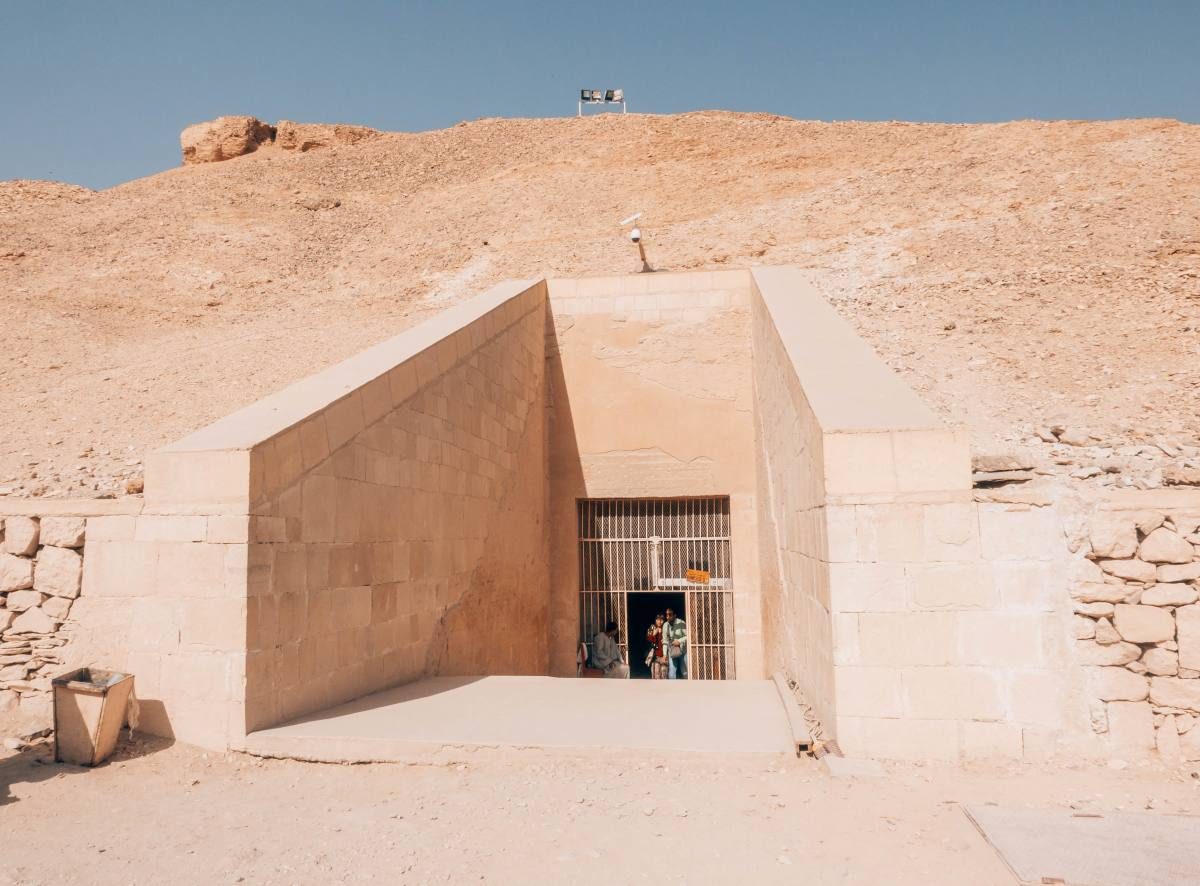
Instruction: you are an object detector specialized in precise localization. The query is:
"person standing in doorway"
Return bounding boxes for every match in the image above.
[664,607,688,679]
[591,621,630,679]
[646,614,668,679]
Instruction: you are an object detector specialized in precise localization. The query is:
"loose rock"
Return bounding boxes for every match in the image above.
[1094,617,1123,645]
[1140,584,1199,606]
[1143,647,1180,677]
[1158,562,1200,583]
[1113,604,1176,643]
[38,516,85,548]
[1089,666,1149,701]
[0,553,34,592]
[33,545,82,598]
[1149,677,1200,712]
[4,589,45,612]
[3,516,39,556]
[1076,640,1141,666]
[1138,527,1195,564]
[1097,559,1157,583]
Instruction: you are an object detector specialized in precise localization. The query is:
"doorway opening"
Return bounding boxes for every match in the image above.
[625,591,685,678]
[577,496,736,679]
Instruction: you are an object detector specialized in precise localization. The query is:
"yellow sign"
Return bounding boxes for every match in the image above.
[685,568,711,585]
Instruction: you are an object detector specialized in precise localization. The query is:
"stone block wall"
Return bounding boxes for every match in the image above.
[545,270,762,678]
[751,292,833,726]
[0,515,86,730]
[829,497,1077,762]
[243,285,549,731]
[1073,490,1200,761]
[749,267,1090,762]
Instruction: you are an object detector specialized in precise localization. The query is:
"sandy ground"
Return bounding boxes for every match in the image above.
[2,113,1198,499]
[2,737,1199,884]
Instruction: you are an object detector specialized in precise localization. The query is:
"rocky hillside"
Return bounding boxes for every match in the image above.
[1,112,1198,498]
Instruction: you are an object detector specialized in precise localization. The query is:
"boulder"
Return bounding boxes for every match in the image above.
[1089,514,1137,558]
[4,589,44,612]
[3,516,39,555]
[1113,604,1175,643]
[1178,604,1200,671]
[33,545,82,598]
[38,516,85,548]
[1097,559,1157,583]
[1076,640,1141,666]
[180,116,276,165]
[1088,666,1149,701]
[1149,676,1200,712]
[0,553,34,592]
[1138,527,1195,564]
[1143,647,1179,676]
[1158,562,1200,583]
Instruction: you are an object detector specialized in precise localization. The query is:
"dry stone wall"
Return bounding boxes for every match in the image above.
[1074,494,1200,760]
[0,515,86,732]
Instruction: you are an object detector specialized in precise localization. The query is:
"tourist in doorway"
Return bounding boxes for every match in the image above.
[591,621,630,679]
[645,613,668,679]
[664,607,688,679]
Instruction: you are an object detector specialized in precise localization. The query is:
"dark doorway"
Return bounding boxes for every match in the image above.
[626,592,685,679]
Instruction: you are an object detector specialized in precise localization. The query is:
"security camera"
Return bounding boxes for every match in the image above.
[629,227,641,243]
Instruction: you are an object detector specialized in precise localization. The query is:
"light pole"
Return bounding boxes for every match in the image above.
[619,212,654,273]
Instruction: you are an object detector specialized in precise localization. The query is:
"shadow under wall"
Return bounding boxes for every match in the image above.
[544,302,586,677]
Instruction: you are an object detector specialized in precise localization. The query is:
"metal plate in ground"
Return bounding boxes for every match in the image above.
[964,805,1200,886]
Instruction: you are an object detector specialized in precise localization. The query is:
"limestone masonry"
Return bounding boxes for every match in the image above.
[2,266,1199,765]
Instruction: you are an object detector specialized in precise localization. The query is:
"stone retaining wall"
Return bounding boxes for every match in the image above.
[0,515,86,731]
[1074,490,1200,760]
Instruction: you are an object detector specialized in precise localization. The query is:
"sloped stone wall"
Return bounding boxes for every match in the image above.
[1074,491,1200,760]
[0,515,86,731]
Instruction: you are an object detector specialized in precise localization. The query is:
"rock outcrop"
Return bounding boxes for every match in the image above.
[180,116,277,164]
[275,120,378,152]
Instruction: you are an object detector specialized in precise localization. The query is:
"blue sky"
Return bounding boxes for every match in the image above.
[2,0,1197,188]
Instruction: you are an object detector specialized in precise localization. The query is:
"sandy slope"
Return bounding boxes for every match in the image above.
[1,112,1198,498]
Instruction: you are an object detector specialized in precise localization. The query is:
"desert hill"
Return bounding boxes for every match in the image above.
[1,111,1198,498]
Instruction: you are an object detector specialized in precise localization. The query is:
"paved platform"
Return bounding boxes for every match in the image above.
[240,676,795,762]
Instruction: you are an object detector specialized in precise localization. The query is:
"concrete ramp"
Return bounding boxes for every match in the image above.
[241,676,795,762]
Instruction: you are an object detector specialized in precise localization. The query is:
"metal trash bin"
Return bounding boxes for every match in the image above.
[52,667,134,766]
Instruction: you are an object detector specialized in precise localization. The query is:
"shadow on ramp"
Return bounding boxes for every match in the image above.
[240,675,794,763]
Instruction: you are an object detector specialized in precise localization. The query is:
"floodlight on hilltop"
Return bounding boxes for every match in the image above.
[578,88,628,116]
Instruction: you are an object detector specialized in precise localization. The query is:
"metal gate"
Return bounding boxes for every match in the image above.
[578,496,735,679]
